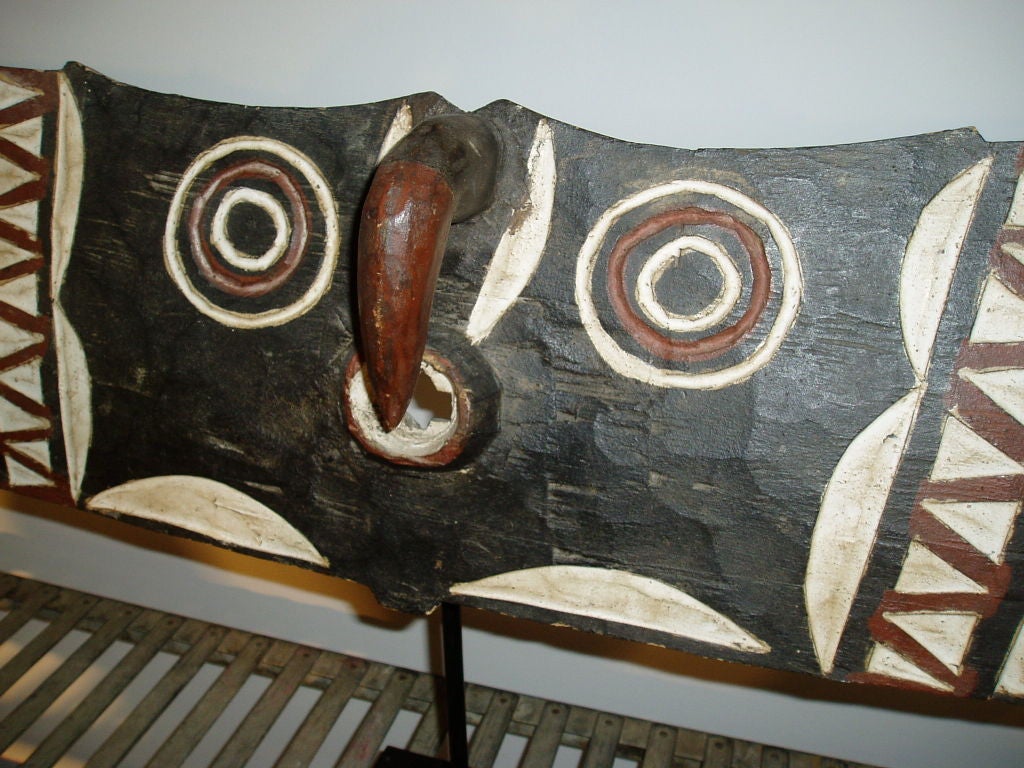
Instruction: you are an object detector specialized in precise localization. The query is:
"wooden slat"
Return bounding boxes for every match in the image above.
[0,582,57,645]
[274,655,369,768]
[0,600,141,753]
[143,634,271,768]
[640,725,676,768]
[85,622,228,768]
[519,700,569,768]
[676,727,709,763]
[468,691,517,768]
[22,611,184,768]
[705,736,735,768]
[731,740,762,768]
[336,666,417,768]
[406,700,444,758]
[0,593,97,694]
[0,573,22,606]
[209,643,320,768]
[762,746,789,768]
[581,714,623,768]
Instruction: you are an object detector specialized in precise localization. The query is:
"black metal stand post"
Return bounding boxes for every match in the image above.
[375,602,469,768]
[442,602,468,768]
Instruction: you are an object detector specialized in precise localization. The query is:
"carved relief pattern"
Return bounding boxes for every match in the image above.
[163,136,340,329]
[0,67,70,504]
[853,154,1024,696]
[575,180,802,389]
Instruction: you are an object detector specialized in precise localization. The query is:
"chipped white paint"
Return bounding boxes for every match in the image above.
[0,76,37,112]
[806,387,923,674]
[894,540,987,595]
[0,116,42,156]
[210,187,291,272]
[921,498,1021,563]
[635,235,742,333]
[883,611,979,675]
[959,367,1024,427]
[347,360,458,458]
[970,274,1024,343]
[377,102,413,162]
[164,136,340,329]
[451,565,770,654]
[52,73,89,501]
[900,158,992,379]
[87,476,329,567]
[467,119,555,344]
[575,180,802,389]
[1008,170,1024,227]
[996,618,1024,697]
[865,643,954,692]
[930,414,1023,481]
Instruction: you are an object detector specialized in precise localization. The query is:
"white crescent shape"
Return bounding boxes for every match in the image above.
[899,157,992,380]
[52,73,90,501]
[451,565,769,654]
[466,119,556,344]
[805,386,924,674]
[87,476,328,568]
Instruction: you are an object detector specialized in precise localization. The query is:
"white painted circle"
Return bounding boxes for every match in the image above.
[347,362,459,459]
[210,187,292,272]
[575,180,802,389]
[164,136,340,329]
[635,235,742,333]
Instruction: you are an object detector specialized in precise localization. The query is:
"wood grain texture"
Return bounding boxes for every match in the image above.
[1,62,1022,700]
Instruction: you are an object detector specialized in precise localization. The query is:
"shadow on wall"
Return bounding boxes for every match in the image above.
[3,490,1024,730]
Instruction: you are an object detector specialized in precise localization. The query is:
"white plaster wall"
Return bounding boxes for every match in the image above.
[1,2,1023,766]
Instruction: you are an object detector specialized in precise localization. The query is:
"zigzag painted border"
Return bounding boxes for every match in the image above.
[0,67,71,504]
[853,149,1024,697]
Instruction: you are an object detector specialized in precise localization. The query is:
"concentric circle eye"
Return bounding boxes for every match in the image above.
[575,180,802,389]
[164,136,340,328]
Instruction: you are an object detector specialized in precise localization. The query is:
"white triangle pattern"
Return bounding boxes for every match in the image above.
[0,200,39,233]
[883,611,979,674]
[0,240,33,270]
[0,357,43,402]
[930,415,1023,480]
[0,116,43,156]
[921,498,1021,563]
[7,439,51,471]
[960,368,1024,427]
[970,275,1024,344]
[4,453,54,487]
[895,540,987,595]
[0,396,47,432]
[0,272,38,315]
[0,77,38,113]
[866,643,954,692]
[0,153,37,198]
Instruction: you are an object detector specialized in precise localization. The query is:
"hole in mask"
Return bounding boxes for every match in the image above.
[407,368,455,429]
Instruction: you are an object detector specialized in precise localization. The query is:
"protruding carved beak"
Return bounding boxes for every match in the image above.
[357,115,499,431]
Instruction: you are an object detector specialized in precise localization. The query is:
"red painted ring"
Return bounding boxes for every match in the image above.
[187,159,312,298]
[606,207,771,363]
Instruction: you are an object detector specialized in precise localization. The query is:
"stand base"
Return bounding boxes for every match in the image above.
[374,746,454,768]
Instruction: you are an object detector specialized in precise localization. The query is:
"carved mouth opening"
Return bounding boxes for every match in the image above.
[408,368,455,429]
